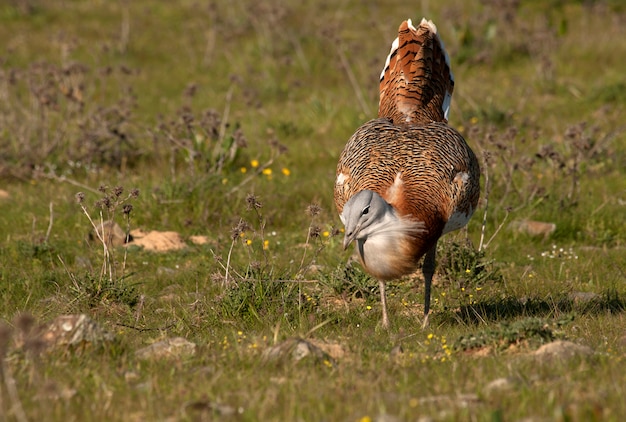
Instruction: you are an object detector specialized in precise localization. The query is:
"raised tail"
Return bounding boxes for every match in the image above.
[378,18,454,126]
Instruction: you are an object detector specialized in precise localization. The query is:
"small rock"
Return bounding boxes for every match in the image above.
[262,337,336,366]
[568,291,601,305]
[136,337,196,360]
[375,414,401,422]
[184,401,241,417]
[510,220,556,238]
[533,340,593,360]
[308,338,346,360]
[157,266,177,276]
[91,220,131,247]
[293,340,319,361]
[483,377,519,395]
[418,394,480,408]
[42,314,114,348]
[134,381,152,392]
[269,376,287,385]
[124,371,140,383]
[0,189,9,199]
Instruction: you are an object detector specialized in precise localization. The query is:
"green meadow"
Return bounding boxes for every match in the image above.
[0,0,625,420]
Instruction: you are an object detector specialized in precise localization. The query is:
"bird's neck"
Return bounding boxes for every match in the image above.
[356,209,426,280]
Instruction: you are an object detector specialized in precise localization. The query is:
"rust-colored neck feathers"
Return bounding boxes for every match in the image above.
[378,19,454,126]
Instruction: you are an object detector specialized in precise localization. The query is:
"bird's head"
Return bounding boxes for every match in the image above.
[339,190,390,250]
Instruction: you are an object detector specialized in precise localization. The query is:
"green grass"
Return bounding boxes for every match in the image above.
[1,0,626,420]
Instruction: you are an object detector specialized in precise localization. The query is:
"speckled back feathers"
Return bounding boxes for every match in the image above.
[335,120,479,259]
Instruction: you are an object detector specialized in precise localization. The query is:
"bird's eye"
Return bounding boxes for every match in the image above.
[362,205,370,215]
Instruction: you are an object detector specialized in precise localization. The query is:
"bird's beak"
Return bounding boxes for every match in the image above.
[343,229,358,250]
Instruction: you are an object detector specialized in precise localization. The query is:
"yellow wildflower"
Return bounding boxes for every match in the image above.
[281,167,291,176]
[250,159,259,168]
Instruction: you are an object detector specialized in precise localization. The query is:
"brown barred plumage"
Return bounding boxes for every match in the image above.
[334,18,480,329]
[378,19,454,125]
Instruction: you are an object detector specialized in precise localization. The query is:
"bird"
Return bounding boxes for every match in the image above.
[334,18,480,329]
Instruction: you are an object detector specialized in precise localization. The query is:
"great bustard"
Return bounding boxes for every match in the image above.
[334,18,480,328]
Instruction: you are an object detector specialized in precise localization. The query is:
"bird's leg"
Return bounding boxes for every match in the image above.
[379,280,389,329]
[421,242,437,329]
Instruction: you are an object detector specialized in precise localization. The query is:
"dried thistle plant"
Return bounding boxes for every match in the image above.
[150,85,249,183]
[245,193,262,211]
[297,202,327,278]
[224,218,251,285]
[75,185,139,295]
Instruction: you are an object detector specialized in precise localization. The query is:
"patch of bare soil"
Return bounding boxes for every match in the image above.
[510,219,556,238]
[189,235,209,245]
[129,229,187,252]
